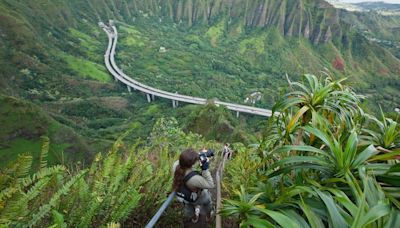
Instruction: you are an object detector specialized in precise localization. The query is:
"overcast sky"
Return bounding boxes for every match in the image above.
[340,0,400,3]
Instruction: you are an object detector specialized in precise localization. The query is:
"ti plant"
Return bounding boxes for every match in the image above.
[362,109,400,150]
[222,74,400,227]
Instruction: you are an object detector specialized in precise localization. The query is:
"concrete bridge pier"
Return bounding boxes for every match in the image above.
[146,94,152,103]
[127,86,131,93]
[172,100,177,108]
[114,76,118,82]
[151,94,155,101]
[174,92,179,107]
[236,111,240,118]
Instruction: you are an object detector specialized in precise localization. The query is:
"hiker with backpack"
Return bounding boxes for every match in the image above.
[172,148,215,223]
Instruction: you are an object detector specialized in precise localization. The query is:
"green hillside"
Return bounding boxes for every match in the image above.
[0,95,93,166]
[0,3,399,226]
[0,0,398,170]
[0,0,399,107]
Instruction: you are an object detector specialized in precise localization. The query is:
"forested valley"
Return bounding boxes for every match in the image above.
[0,0,399,227]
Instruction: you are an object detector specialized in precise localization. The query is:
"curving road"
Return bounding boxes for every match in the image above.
[102,23,274,117]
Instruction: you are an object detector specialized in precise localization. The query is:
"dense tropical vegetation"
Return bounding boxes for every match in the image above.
[1,74,398,227]
[222,74,400,227]
[0,118,222,227]
[0,0,400,226]
[1,0,400,168]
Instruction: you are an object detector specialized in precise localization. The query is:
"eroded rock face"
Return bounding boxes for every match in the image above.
[83,0,344,44]
[8,0,350,45]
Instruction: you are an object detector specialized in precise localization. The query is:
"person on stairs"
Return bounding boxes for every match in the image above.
[172,148,215,223]
[222,143,232,160]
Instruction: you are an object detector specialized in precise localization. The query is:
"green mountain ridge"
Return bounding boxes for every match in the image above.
[1,0,399,101]
[0,1,399,225]
[0,0,399,165]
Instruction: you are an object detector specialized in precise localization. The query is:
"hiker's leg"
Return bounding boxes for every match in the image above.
[184,203,195,218]
[198,189,212,213]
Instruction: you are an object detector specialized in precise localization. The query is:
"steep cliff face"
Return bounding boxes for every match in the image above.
[199,0,342,45]
[0,0,399,109]
[2,0,396,48]
[0,0,372,47]
[67,0,344,45]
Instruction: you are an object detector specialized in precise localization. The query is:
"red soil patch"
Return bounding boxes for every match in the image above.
[332,56,345,71]
[378,68,389,76]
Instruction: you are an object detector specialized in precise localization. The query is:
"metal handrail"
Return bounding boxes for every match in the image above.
[216,154,228,228]
[145,192,176,228]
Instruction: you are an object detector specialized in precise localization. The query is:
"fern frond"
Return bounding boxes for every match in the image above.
[1,177,51,224]
[109,157,133,194]
[62,178,90,225]
[14,155,33,179]
[0,187,19,207]
[39,136,50,170]
[28,170,87,227]
[110,188,141,222]
[79,193,103,227]
[49,210,67,228]
[107,222,120,228]
[23,177,51,203]
[0,189,24,223]
[101,153,117,187]
[79,169,108,228]
[0,174,12,192]
[19,165,66,187]
[109,138,124,156]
